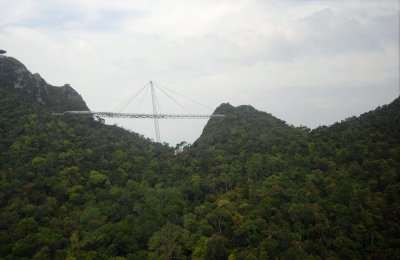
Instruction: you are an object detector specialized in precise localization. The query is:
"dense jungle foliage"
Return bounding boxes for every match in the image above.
[1,56,399,259]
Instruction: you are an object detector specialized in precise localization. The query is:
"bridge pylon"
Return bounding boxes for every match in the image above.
[55,81,225,143]
[150,81,161,142]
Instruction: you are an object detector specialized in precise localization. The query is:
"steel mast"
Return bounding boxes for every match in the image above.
[150,81,161,142]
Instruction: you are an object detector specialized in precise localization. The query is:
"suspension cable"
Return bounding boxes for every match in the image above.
[112,82,149,112]
[155,85,193,115]
[133,84,150,113]
[155,82,212,111]
[154,87,163,114]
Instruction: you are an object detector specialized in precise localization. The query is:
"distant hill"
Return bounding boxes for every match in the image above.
[194,102,308,156]
[0,56,399,259]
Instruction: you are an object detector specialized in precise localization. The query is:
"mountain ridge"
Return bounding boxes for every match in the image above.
[0,57,399,259]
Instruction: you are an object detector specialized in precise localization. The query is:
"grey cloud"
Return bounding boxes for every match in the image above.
[258,8,398,62]
[155,7,398,75]
[1,2,146,32]
[297,8,382,54]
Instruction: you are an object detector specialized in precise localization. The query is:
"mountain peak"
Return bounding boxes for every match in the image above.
[194,103,299,152]
[0,56,88,112]
[213,103,260,115]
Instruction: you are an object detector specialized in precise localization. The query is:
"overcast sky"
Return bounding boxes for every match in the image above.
[1,0,399,145]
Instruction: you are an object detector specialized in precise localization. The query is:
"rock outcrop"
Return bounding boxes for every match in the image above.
[0,56,89,112]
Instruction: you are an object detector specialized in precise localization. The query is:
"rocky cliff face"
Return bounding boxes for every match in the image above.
[0,56,89,112]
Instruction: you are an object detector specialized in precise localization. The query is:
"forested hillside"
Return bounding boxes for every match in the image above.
[0,56,399,259]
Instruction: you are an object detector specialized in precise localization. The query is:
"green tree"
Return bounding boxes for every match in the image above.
[148,222,184,260]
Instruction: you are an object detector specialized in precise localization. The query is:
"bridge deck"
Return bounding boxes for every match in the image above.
[54,111,225,119]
